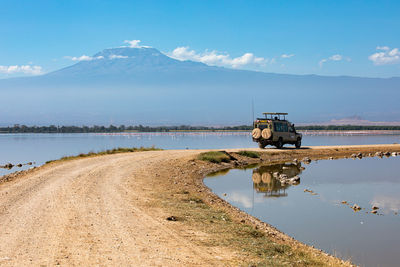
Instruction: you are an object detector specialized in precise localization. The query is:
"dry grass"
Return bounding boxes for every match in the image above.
[159,189,330,266]
[46,146,162,164]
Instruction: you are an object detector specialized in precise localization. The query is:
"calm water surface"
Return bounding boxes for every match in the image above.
[205,157,400,267]
[0,132,399,176]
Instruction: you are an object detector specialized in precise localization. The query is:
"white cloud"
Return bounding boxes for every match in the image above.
[319,54,349,67]
[329,54,342,61]
[318,59,327,67]
[369,46,400,65]
[0,65,42,75]
[109,54,128,59]
[227,192,254,208]
[123,40,150,48]
[226,191,266,208]
[168,46,267,68]
[281,54,294,59]
[376,46,390,51]
[65,55,104,61]
[371,195,400,214]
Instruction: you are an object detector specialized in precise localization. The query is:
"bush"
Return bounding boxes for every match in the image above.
[197,151,231,163]
[237,150,260,158]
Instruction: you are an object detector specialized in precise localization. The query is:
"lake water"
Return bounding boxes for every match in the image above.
[204,156,400,267]
[1,132,399,177]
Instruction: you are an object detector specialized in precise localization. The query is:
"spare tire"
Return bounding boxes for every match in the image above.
[261,172,272,184]
[261,128,272,139]
[252,172,261,183]
[252,128,261,139]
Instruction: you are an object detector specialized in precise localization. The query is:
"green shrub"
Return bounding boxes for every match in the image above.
[197,151,231,163]
[237,150,260,158]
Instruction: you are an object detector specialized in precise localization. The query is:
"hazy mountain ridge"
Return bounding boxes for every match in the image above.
[299,116,400,126]
[0,47,399,125]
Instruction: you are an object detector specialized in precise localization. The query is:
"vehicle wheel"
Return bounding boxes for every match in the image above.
[295,139,301,149]
[258,142,266,149]
[276,138,283,149]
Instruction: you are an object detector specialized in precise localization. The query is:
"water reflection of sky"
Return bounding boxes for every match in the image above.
[205,157,400,267]
[372,194,400,214]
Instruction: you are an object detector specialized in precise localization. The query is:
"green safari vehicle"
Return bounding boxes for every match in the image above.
[252,112,302,149]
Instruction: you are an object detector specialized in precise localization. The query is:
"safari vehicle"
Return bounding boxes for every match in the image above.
[252,112,302,149]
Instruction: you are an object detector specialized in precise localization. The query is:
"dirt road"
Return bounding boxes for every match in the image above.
[0,150,214,266]
[0,145,399,266]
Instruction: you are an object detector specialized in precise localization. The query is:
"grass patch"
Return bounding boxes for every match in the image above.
[46,146,162,164]
[197,151,231,163]
[237,150,260,158]
[186,196,204,204]
[158,189,330,266]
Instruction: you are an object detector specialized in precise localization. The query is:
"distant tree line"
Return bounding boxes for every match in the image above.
[296,125,400,131]
[0,124,252,133]
[1,124,400,133]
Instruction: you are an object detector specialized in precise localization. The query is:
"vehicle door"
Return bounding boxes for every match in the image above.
[288,123,296,142]
[273,122,287,141]
[280,122,290,141]
[272,122,279,141]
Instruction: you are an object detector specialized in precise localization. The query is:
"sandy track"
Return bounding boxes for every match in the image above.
[0,145,399,266]
[0,150,216,266]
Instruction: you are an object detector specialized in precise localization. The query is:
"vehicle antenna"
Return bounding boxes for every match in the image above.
[251,98,254,122]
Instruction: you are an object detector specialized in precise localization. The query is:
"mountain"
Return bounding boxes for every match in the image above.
[299,116,400,126]
[48,47,212,79]
[0,47,399,125]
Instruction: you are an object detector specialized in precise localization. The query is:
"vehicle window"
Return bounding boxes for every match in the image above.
[273,122,279,132]
[274,122,285,132]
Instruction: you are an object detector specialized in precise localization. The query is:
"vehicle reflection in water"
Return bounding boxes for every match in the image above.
[204,157,400,267]
[252,162,303,197]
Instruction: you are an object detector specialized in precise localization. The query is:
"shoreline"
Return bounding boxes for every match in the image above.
[1,129,400,135]
[0,144,400,265]
[187,145,400,265]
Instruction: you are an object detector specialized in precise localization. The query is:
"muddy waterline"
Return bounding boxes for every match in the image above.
[205,156,400,267]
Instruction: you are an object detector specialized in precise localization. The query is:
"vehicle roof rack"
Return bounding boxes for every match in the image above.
[262,112,288,121]
[262,112,288,115]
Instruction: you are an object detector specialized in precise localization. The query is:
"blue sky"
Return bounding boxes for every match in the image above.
[1,0,399,78]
